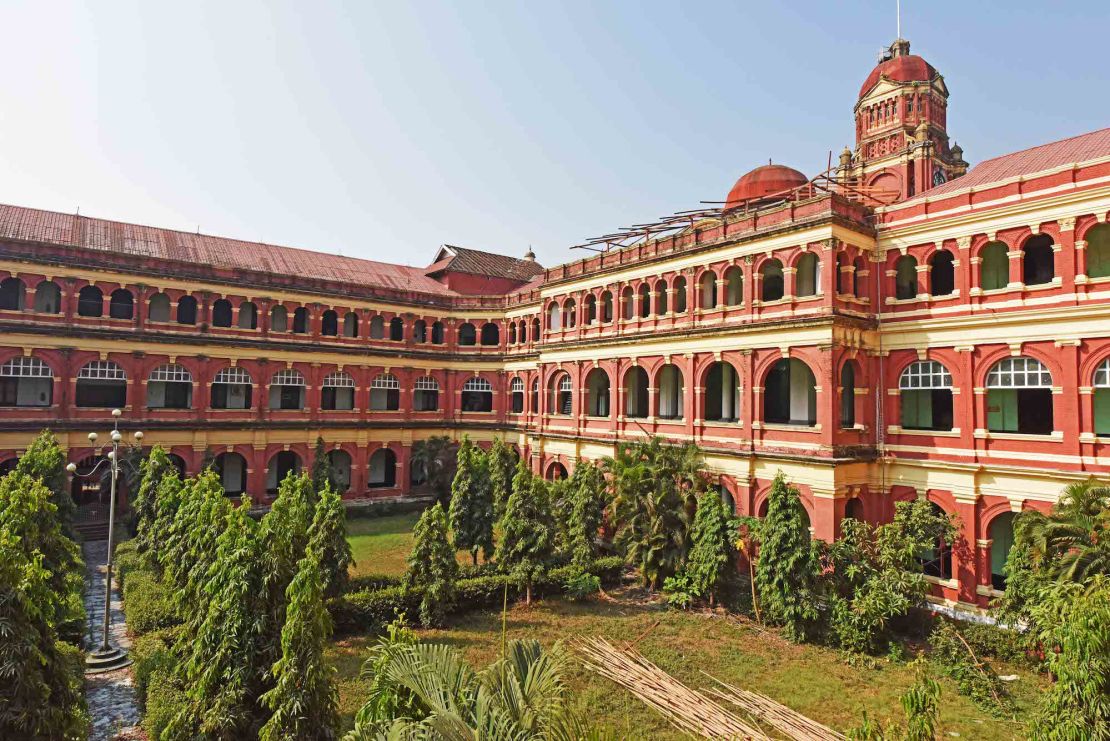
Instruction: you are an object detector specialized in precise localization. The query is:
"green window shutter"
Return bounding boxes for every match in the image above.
[901,390,932,429]
[981,243,1009,290]
[1095,389,1110,436]
[987,388,1018,432]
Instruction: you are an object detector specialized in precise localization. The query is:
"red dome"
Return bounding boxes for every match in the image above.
[725,164,808,208]
[859,54,937,97]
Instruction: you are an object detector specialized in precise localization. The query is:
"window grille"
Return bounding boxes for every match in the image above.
[78,361,126,380]
[558,375,572,392]
[0,357,52,377]
[272,369,306,386]
[463,377,493,392]
[322,372,355,388]
[213,367,252,385]
[1095,359,1110,388]
[510,377,524,392]
[898,361,952,389]
[148,364,192,383]
[414,376,439,391]
[370,373,400,389]
[987,357,1052,388]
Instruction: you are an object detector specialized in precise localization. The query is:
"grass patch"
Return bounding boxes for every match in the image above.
[346,511,474,578]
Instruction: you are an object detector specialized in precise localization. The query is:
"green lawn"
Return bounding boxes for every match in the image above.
[334,513,1042,738]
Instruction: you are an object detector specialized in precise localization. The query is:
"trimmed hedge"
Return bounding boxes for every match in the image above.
[113,539,143,592]
[345,562,503,593]
[331,556,625,634]
[122,570,180,635]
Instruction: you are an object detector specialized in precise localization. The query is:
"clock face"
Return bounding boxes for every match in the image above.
[933,167,947,186]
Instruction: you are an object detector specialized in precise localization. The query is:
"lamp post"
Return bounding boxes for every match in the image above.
[68,408,142,673]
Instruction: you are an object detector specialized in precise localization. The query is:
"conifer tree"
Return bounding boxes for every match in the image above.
[311,436,330,496]
[14,430,77,540]
[131,445,177,550]
[496,476,555,605]
[259,550,339,741]
[566,461,609,567]
[308,485,354,598]
[754,472,820,641]
[449,437,495,564]
[162,471,230,616]
[405,502,458,627]
[142,471,186,574]
[260,472,317,667]
[487,436,517,518]
[683,490,737,606]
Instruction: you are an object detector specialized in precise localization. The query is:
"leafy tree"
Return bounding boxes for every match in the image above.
[753,472,820,641]
[14,430,77,540]
[487,436,517,518]
[260,473,317,670]
[496,476,555,604]
[161,471,230,614]
[347,617,420,737]
[405,502,458,626]
[311,436,330,496]
[668,490,736,607]
[308,485,354,598]
[140,470,186,574]
[259,550,339,741]
[565,461,609,567]
[410,435,457,504]
[448,437,495,564]
[131,445,178,549]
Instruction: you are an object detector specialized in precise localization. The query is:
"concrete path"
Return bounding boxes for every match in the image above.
[83,540,143,740]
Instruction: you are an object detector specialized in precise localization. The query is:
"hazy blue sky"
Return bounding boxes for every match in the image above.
[1,1,1106,268]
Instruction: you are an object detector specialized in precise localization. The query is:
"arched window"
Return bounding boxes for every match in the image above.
[368,448,397,488]
[1086,224,1110,279]
[1023,234,1055,286]
[321,310,339,336]
[369,373,401,411]
[269,369,306,410]
[601,290,614,322]
[980,241,1009,291]
[270,304,288,333]
[835,254,846,294]
[33,281,61,314]
[529,318,539,342]
[764,358,816,426]
[237,301,258,330]
[266,450,302,494]
[292,307,309,334]
[699,271,718,309]
[414,376,440,411]
[930,250,955,296]
[0,357,53,408]
[1093,359,1110,436]
[77,285,103,317]
[148,293,171,322]
[760,260,784,302]
[321,371,355,411]
[343,312,359,338]
[389,317,404,342]
[658,365,684,420]
[369,315,385,339]
[508,322,517,344]
[108,289,134,320]
[176,295,198,325]
[724,267,743,305]
[988,512,1016,590]
[510,377,525,414]
[211,298,233,327]
[638,284,650,318]
[621,286,635,320]
[530,378,539,413]
[623,367,648,418]
[919,503,953,580]
[549,373,572,416]
[432,321,445,344]
[563,300,577,328]
[853,257,865,297]
[214,452,247,496]
[480,322,500,346]
[211,367,252,409]
[584,294,597,325]
[147,364,192,409]
[327,449,353,493]
[461,377,493,412]
[458,322,477,346]
[545,462,568,481]
[75,360,127,408]
[899,360,953,431]
[840,362,856,428]
[673,276,688,313]
[986,357,1053,435]
[586,368,610,417]
[0,277,25,311]
[518,320,528,344]
[548,302,561,331]
[844,498,864,522]
[654,280,669,315]
[414,319,428,343]
[795,253,819,298]
[894,255,918,300]
[705,362,740,422]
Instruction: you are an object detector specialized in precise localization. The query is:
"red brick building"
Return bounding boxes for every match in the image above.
[3,38,1109,612]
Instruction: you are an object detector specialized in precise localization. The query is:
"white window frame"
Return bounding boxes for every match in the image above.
[213,367,252,385]
[148,364,192,383]
[0,357,53,378]
[899,360,952,390]
[78,361,126,380]
[987,357,1052,389]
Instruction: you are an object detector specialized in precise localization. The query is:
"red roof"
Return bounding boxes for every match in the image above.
[426,245,544,283]
[725,164,808,209]
[915,127,1110,200]
[0,203,462,295]
[859,54,937,97]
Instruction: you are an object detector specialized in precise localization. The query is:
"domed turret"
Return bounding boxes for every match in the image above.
[725,163,808,209]
[858,39,938,98]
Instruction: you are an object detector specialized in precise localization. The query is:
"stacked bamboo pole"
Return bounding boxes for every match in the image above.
[703,675,845,741]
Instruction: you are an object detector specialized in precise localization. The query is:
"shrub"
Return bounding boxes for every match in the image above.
[131,627,181,709]
[122,570,179,635]
[929,620,1013,715]
[113,539,142,591]
[347,573,404,593]
[565,571,602,601]
[143,666,189,740]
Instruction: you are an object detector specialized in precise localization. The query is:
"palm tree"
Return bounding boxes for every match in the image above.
[411,436,458,505]
[1015,480,1110,584]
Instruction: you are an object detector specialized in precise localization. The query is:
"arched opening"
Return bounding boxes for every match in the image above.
[270,305,288,332]
[327,449,353,493]
[414,319,428,343]
[836,254,846,294]
[147,364,192,409]
[108,289,134,320]
[600,291,614,322]
[292,307,308,334]
[980,241,1009,291]
[321,309,339,336]
[368,448,397,488]
[166,454,187,478]
[763,358,816,426]
[530,378,539,413]
[0,277,25,310]
[899,360,954,431]
[704,362,740,423]
[623,366,648,418]
[0,357,53,407]
[621,286,634,320]
[211,299,233,327]
[461,377,493,412]
[655,280,669,315]
[584,294,597,325]
[528,319,539,342]
[563,300,577,329]
[844,498,864,522]
[586,368,610,417]
[638,284,650,318]
[549,372,572,416]
[718,483,735,515]
[69,454,110,512]
[853,257,865,297]
[75,360,127,408]
[480,322,500,346]
[796,253,819,297]
[33,281,61,314]
[760,260,785,302]
[343,312,359,338]
[414,376,440,411]
[508,322,517,344]
[699,271,718,309]
[1087,224,1110,279]
[724,266,744,305]
[172,295,196,325]
[545,462,568,481]
[657,364,684,420]
[211,367,252,409]
[266,450,302,495]
[236,301,257,330]
[989,512,1016,590]
[269,369,306,410]
[673,276,687,313]
[77,285,103,317]
[930,250,955,296]
[547,301,561,331]
[321,371,355,411]
[148,293,171,322]
[840,362,856,428]
[1093,358,1110,435]
[369,373,400,411]
[894,255,918,300]
[389,317,404,342]
[214,452,247,496]
[369,315,385,339]
[411,456,428,487]
[0,459,16,475]
[510,377,525,414]
[986,357,1053,435]
[919,502,953,580]
[458,323,477,346]
[1022,234,1055,286]
[432,321,445,344]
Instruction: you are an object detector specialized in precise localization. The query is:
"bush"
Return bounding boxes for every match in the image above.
[143,666,189,740]
[929,620,1013,716]
[347,573,405,593]
[114,539,141,591]
[131,627,180,709]
[122,570,179,635]
[565,571,601,601]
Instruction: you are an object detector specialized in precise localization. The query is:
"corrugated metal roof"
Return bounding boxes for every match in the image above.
[429,244,544,282]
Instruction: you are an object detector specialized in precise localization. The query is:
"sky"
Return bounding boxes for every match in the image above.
[0,1,1107,269]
